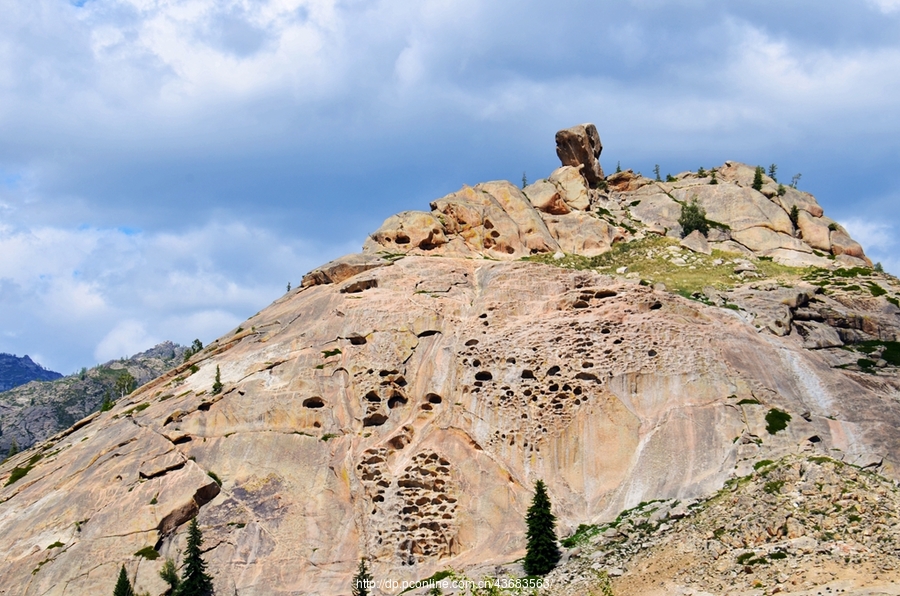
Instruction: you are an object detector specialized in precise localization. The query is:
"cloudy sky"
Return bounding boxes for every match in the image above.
[1,0,899,373]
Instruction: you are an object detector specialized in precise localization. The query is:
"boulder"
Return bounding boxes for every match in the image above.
[775,187,824,218]
[717,161,777,195]
[555,123,605,188]
[478,181,560,255]
[302,253,390,288]
[796,210,832,252]
[710,240,755,257]
[680,230,711,255]
[523,180,570,215]
[830,230,868,261]
[364,211,448,253]
[628,192,681,231]
[731,227,812,254]
[549,166,591,211]
[767,249,834,269]
[606,169,652,193]
[544,212,625,257]
[671,185,792,234]
[430,186,526,258]
[794,321,843,349]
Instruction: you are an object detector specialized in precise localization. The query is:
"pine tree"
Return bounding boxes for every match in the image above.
[113,565,135,596]
[175,518,214,596]
[523,479,560,576]
[752,165,765,191]
[351,557,373,596]
[211,366,222,396]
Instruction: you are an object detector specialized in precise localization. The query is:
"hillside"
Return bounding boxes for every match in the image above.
[0,124,899,595]
[0,342,187,454]
[0,354,62,393]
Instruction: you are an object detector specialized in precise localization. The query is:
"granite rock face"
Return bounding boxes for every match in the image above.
[0,128,895,595]
[2,255,899,595]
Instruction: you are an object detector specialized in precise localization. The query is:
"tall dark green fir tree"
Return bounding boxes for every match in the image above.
[523,479,560,576]
[175,518,214,596]
[113,565,135,596]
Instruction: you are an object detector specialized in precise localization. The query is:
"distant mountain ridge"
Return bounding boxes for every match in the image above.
[0,353,62,392]
[0,341,186,453]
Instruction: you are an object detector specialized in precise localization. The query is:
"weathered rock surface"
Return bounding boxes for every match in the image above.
[0,128,894,595]
[555,123,604,188]
[2,252,899,595]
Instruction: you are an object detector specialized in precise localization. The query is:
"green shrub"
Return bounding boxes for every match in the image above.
[789,205,799,228]
[678,198,710,237]
[134,546,160,560]
[768,164,778,182]
[777,184,786,196]
[857,358,876,370]
[207,471,222,486]
[697,166,707,177]
[709,170,718,185]
[763,480,785,494]
[765,408,791,434]
[868,283,887,297]
[882,342,900,365]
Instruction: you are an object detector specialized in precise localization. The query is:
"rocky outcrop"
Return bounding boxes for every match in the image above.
[555,123,604,188]
[0,342,186,453]
[0,354,61,393]
[0,127,894,596]
[537,455,900,596]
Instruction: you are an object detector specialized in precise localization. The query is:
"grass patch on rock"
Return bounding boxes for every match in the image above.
[524,236,809,297]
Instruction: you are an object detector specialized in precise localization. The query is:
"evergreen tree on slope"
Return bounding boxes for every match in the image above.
[113,565,135,596]
[523,479,561,576]
[175,518,214,596]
